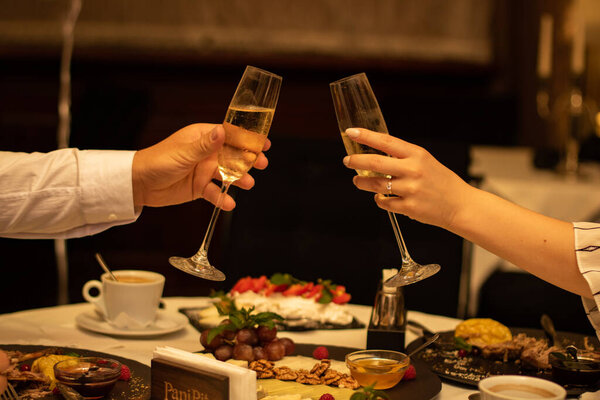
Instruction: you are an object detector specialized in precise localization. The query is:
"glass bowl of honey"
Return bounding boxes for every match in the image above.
[54,357,121,399]
[345,349,410,390]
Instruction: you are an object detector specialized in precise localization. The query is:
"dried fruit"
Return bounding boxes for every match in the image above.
[403,364,416,380]
[312,346,329,360]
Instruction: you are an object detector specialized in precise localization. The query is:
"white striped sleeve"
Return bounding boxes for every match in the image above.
[574,221,600,338]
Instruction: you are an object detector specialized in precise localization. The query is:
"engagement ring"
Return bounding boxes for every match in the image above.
[386,177,393,195]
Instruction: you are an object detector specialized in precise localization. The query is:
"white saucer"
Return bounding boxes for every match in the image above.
[75,309,188,337]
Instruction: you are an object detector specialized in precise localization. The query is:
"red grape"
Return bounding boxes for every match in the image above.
[256,325,277,343]
[236,328,258,345]
[253,346,267,361]
[264,340,286,361]
[214,344,234,361]
[200,329,223,349]
[233,343,255,362]
[278,337,295,356]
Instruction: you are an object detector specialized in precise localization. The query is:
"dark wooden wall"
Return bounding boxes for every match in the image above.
[5,0,592,323]
[0,54,511,317]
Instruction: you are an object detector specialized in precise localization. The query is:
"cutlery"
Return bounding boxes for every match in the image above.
[0,382,19,400]
[56,382,85,400]
[540,313,558,347]
[407,332,440,357]
[94,252,118,281]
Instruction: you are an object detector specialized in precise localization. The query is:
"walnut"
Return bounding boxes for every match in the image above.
[322,370,342,385]
[273,367,298,381]
[295,369,309,378]
[310,360,331,377]
[250,360,274,373]
[256,370,275,379]
[296,373,322,385]
[337,376,360,390]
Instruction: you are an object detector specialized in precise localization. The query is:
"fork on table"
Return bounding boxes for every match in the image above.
[0,382,19,400]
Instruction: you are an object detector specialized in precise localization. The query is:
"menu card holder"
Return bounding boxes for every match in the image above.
[151,358,229,400]
[366,277,406,352]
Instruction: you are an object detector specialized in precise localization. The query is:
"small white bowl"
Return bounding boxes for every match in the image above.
[478,375,566,400]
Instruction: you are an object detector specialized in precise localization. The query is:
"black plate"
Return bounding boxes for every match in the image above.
[293,344,441,400]
[405,328,600,397]
[1,344,150,400]
[180,307,365,332]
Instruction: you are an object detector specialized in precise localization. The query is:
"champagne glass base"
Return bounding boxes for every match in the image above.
[384,262,440,287]
[169,256,226,281]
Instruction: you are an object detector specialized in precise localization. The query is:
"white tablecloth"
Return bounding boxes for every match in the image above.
[0,297,476,399]
[466,146,600,316]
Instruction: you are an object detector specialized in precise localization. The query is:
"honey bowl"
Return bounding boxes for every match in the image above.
[345,349,410,390]
[54,357,122,399]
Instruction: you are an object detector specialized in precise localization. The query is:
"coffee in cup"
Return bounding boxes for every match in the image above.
[82,270,165,329]
[478,375,566,400]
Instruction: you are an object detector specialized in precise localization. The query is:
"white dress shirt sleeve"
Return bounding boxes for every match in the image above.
[573,222,600,340]
[0,148,141,239]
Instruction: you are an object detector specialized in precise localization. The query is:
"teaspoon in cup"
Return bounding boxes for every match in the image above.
[94,253,118,281]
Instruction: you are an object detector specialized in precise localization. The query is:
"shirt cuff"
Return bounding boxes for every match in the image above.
[79,150,137,224]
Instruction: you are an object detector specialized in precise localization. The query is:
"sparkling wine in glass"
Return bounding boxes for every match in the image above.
[169,66,282,280]
[330,72,440,286]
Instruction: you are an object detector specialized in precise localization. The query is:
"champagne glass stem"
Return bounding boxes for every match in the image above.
[387,210,412,265]
[191,181,232,266]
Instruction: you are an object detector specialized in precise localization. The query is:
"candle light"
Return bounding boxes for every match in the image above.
[537,13,554,79]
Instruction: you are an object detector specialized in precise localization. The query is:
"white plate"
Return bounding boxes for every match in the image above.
[75,309,188,337]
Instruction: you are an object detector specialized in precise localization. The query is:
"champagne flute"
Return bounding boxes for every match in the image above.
[170,66,282,281]
[330,72,440,286]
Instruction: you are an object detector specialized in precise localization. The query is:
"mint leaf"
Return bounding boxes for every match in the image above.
[206,325,227,345]
[318,288,333,304]
[454,336,472,351]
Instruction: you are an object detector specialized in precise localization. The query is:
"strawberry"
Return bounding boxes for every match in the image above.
[304,284,323,299]
[403,364,416,380]
[319,394,335,400]
[119,364,131,381]
[252,275,269,292]
[283,283,310,296]
[264,283,288,296]
[231,276,253,293]
[332,292,351,304]
[312,346,329,360]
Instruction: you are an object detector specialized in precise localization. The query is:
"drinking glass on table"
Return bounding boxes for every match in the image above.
[169,66,282,281]
[330,73,440,286]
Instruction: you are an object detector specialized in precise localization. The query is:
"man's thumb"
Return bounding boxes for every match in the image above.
[188,125,225,161]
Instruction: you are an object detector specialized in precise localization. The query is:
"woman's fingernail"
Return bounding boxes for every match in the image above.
[343,156,350,166]
[346,128,360,138]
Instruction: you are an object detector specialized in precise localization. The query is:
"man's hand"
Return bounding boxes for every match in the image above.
[132,123,270,210]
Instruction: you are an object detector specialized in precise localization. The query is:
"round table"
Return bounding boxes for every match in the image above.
[0,297,478,399]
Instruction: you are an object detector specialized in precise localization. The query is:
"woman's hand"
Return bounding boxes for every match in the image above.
[132,123,270,210]
[342,128,472,230]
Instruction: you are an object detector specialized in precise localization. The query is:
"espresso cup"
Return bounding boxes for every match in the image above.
[82,270,165,329]
[478,375,566,400]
